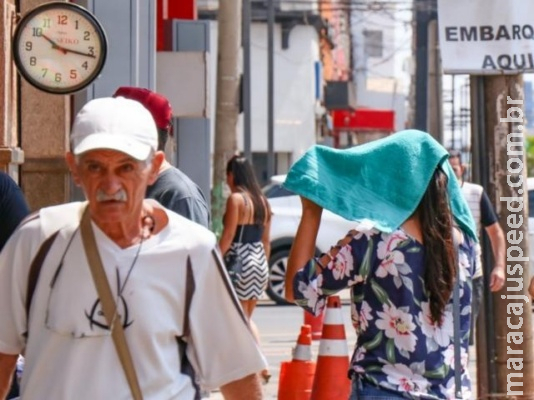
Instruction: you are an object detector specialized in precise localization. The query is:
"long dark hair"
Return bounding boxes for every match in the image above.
[417,167,456,325]
[226,155,270,225]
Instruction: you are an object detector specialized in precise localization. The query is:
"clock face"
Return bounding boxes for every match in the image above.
[13,2,107,94]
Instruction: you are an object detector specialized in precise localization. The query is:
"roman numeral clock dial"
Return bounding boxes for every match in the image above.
[13,2,107,94]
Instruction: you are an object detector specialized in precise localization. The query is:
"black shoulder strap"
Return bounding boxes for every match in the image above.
[177,256,199,400]
[23,230,60,338]
[240,192,255,225]
[452,228,463,399]
[182,256,196,337]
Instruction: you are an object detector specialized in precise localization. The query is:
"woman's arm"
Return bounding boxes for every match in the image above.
[218,194,241,255]
[285,196,323,302]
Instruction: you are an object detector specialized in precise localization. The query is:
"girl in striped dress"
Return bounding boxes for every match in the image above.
[219,155,272,383]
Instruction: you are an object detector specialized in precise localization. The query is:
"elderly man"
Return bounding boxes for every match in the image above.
[0,97,265,400]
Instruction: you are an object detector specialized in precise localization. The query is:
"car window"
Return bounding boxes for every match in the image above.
[262,183,294,198]
[529,190,534,218]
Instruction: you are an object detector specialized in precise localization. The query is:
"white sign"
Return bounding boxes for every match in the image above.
[438,0,534,74]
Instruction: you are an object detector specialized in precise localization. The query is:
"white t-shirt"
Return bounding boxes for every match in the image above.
[461,182,484,278]
[0,202,266,400]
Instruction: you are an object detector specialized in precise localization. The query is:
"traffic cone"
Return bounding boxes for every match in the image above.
[304,309,324,340]
[310,296,351,400]
[277,325,317,400]
[292,325,313,361]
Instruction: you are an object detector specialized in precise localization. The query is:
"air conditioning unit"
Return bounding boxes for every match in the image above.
[324,81,357,110]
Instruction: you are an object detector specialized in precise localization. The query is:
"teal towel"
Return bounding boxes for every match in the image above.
[284,129,477,240]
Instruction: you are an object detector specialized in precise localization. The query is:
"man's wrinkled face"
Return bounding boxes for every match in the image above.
[448,156,464,181]
[66,149,162,224]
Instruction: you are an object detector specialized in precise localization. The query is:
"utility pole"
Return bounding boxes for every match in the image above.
[450,74,455,147]
[242,0,252,160]
[470,75,495,398]
[212,0,242,236]
[266,0,275,180]
[413,0,436,132]
[474,74,534,398]
[426,18,443,143]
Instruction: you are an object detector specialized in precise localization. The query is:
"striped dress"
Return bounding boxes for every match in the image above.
[227,224,269,300]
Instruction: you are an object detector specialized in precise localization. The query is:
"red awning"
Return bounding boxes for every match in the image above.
[331,109,395,132]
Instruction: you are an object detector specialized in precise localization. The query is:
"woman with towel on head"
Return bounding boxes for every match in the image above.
[285,130,477,399]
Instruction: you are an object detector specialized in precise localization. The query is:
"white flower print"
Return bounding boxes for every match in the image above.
[458,250,470,283]
[442,344,469,371]
[376,304,417,352]
[316,273,324,291]
[353,226,379,240]
[419,302,453,347]
[297,280,320,309]
[351,303,360,331]
[383,363,429,392]
[439,378,456,400]
[375,232,408,278]
[353,346,366,373]
[359,301,373,332]
[440,376,471,400]
[326,244,354,280]
[348,275,364,286]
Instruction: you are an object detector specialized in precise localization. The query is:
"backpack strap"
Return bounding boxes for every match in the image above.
[176,256,199,399]
[452,229,463,399]
[23,230,60,338]
[182,256,196,337]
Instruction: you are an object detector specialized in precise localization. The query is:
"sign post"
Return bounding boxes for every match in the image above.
[438,0,534,75]
[438,0,534,398]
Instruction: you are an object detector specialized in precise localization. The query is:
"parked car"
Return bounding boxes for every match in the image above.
[263,175,357,305]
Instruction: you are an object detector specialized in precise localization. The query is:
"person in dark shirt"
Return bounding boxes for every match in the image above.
[0,172,30,400]
[113,87,210,228]
[0,172,30,251]
[449,150,505,345]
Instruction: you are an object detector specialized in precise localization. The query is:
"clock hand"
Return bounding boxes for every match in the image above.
[60,46,97,59]
[41,34,95,58]
[41,34,67,54]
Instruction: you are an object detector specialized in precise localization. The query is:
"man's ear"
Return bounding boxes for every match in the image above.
[460,163,467,177]
[66,152,81,186]
[148,151,165,185]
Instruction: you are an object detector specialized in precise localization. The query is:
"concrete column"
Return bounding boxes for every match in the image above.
[0,0,24,180]
[18,0,71,211]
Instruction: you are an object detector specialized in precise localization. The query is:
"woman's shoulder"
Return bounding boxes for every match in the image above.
[227,192,246,205]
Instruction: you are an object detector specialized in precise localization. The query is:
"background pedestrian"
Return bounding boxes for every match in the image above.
[219,155,272,383]
[114,86,210,228]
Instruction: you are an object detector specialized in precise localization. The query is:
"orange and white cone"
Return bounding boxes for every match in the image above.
[278,325,317,400]
[304,309,324,340]
[292,324,313,361]
[310,296,351,400]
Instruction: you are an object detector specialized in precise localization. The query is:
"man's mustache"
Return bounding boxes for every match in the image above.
[96,189,128,202]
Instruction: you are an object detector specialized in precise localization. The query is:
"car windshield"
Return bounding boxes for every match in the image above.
[262,182,294,199]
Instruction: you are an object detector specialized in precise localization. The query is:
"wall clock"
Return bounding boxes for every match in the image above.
[12,2,107,94]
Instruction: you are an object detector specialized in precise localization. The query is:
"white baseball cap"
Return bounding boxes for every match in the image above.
[70,97,158,161]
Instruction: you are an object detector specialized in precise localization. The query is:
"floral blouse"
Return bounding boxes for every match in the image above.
[293,228,476,399]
